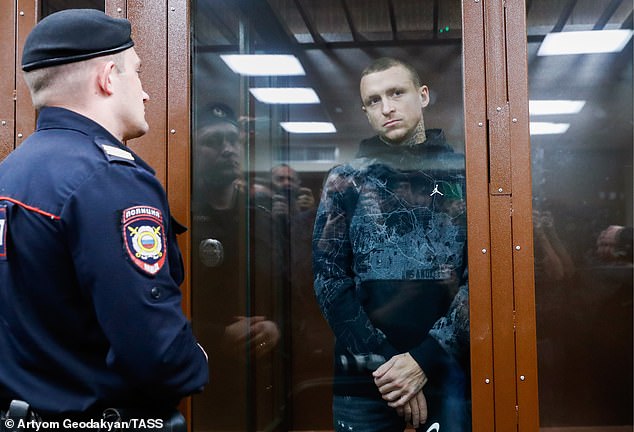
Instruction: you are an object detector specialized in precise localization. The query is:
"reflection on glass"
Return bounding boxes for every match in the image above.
[528,1,633,429]
[192,100,283,431]
[192,0,469,430]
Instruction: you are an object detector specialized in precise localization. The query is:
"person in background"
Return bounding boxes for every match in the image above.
[271,164,315,217]
[596,224,633,263]
[192,103,281,430]
[533,209,575,281]
[312,57,470,431]
[0,9,208,427]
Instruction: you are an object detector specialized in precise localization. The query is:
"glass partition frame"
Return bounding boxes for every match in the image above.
[190,1,483,431]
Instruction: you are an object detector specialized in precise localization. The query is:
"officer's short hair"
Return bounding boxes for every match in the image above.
[23,53,125,110]
[361,57,422,89]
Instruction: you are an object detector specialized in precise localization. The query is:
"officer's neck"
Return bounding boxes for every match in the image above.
[49,102,126,143]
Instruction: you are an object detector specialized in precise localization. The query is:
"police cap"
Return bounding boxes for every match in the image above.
[21,9,134,72]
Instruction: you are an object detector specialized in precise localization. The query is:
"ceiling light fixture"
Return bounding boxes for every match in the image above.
[220,54,306,76]
[250,88,320,104]
[529,100,586,115]
[530,122,570,135]
[537,29,633,56]
[280,122,336,133]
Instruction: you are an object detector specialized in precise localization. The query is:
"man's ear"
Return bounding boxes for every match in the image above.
[361,105,371,122]
[419,85,430,108]
[96,60,117,96]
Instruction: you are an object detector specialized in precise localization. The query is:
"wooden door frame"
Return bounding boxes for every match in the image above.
[0,0,38,158]
[0,1,17,161]
[464,0,540,430]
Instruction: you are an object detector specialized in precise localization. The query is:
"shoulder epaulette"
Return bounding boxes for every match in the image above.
[94,136,137,166]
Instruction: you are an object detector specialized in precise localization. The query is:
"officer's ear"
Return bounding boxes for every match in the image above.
[96,60,118,96]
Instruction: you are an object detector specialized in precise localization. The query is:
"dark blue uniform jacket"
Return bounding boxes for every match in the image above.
[0,107,208,415]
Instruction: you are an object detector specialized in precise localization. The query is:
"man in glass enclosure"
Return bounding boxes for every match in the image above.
[313,57,470,431]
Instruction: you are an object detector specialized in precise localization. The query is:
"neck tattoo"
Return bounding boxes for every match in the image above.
[380,120,426,147]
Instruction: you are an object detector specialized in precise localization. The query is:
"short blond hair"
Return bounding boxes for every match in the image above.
[361,57,421,88]
[23,52,125,109]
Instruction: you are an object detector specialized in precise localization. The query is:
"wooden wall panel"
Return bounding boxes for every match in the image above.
[125,0,168,186]
[506,0,540,430]
[165,0,191,317]
[483,0,521,428]
[165,2,192,426]
[462,0,495,430]
[480,0,540,429]
[0,2,16,161]
[105,0,126,17]
[15,0,37,146]
[484,0,511,195]
[490,195,519,430]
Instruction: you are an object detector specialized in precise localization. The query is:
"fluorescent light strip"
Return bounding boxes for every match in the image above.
[250,88,320,104]
[280,122,336,133]
[538,29,633,56]
[530,122,570,135]
[220,54,305,76]
[529,100,586,116]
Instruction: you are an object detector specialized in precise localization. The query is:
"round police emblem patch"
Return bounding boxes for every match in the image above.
[122,206,166,275]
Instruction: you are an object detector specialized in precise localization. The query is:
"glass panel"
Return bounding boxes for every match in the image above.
[527,1,633,430]
[191,0,471,430]
[40,0,104,18]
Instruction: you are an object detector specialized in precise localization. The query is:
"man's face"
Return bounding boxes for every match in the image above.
[113,48,150,140]
[360,65,429,144]
[272,166,300,196]
[196,122,242,185]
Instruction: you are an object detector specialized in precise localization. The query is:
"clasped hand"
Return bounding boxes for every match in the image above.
[373,353,428,428]
[223,316,280,359]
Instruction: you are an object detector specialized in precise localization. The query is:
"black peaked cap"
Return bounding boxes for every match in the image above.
[21,9,134,72]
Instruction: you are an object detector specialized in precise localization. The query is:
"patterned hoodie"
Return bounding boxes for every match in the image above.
[312,128,469,397]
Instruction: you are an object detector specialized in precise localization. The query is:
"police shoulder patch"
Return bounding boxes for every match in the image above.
[122,206,166,276]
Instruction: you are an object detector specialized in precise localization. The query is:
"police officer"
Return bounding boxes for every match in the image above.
[192,104,281,430]
[0,8,208,424]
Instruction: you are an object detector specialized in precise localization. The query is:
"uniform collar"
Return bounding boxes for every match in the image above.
[37,106,117,140]
[36,106,155,174]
